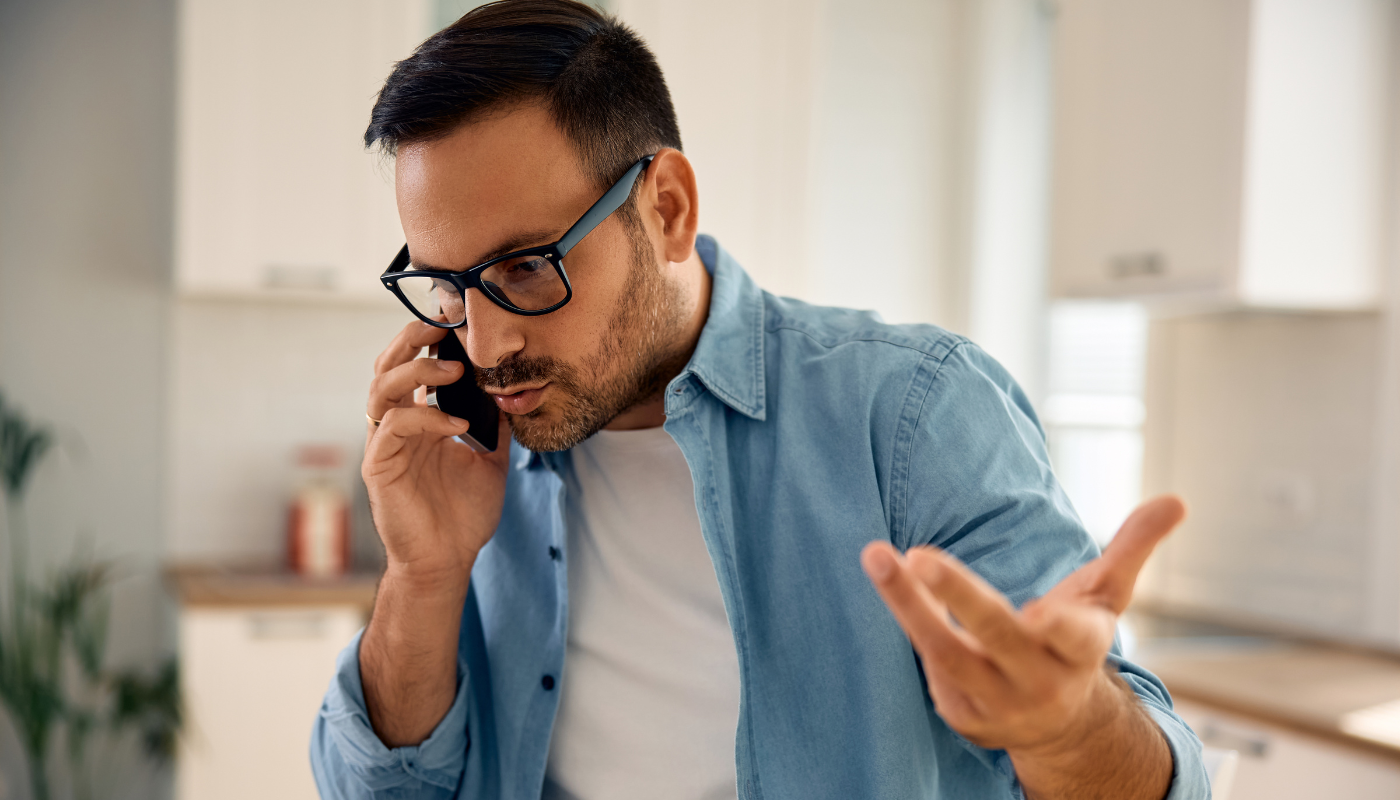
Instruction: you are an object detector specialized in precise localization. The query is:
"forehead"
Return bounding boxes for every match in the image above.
[394,104,593,268]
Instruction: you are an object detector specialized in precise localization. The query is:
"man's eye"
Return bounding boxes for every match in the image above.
[503,257,548,276]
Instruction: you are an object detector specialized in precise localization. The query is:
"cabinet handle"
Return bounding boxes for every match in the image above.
[1108,251,1166,279]
[1198,719,1270,758]
[247,612,329,640]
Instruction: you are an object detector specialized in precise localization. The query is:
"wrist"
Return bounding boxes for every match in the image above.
[1011,668,1128,762]
[382,554,475,599]
[361,559,471,749]
[1007,669,1172,800]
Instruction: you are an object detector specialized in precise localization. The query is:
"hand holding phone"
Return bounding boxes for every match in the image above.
[360,321,513,745]
[426,331,500,452]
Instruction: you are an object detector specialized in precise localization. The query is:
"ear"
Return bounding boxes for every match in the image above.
[641,148,699,264]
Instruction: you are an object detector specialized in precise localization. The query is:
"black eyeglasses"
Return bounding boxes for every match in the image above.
[380,155,655,327]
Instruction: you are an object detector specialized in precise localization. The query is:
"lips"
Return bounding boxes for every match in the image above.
[488,383,549,415]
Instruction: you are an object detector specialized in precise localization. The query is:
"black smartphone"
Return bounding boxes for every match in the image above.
[427,332,500,452]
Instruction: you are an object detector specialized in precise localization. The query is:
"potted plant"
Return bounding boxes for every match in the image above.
[0,392,180,800]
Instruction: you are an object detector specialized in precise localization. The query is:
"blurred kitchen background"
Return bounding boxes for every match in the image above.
[2,0,1399,797]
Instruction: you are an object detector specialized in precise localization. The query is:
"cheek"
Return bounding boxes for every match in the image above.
[553,267,630,340]
[524,306,601,368]
[562,219,639,307]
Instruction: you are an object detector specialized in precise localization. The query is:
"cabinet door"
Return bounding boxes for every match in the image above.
[1049,0,1250,302]
[176,0,431,300]
[1173,699,1400,800]
[177,606,365,800]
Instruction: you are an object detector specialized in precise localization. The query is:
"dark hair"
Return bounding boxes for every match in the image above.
[365,0,682,191]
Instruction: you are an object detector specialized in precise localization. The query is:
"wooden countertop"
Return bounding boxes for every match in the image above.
[1130,607,1400,762]
[159,572,1400,760]
[165,563,380,611]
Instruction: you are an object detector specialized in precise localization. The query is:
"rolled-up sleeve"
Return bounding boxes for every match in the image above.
[1115,655,1211,799]
[310,628,470,799]
[900,342,1210,798]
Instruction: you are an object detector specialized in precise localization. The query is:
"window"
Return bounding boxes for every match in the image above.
[1043,301,1148,546]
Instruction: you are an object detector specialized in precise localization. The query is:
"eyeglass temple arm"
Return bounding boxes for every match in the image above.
[556,155,654,257]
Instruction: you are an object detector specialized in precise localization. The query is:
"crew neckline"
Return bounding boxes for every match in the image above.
[581,425,676,454]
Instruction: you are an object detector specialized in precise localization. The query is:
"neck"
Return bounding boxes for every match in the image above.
[604,246,712,431]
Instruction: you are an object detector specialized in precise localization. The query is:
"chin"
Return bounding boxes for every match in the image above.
[507,403,590,453]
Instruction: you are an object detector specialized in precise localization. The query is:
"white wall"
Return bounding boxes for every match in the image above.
[955,0,1054,401]
[166,299,404,560]
[611,0,825,301]
[0,0,176,795]
[1143,312,1383,638]
[803,0,949,324]
[613,0,1053,390]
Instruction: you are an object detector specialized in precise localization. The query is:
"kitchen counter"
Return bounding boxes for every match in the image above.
[1129,605,1400,762]
[162,569,1400,761]
[165,562,380,612]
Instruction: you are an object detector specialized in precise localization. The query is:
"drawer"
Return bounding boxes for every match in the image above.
[1173,699,1400,800]
[176,605,364,800]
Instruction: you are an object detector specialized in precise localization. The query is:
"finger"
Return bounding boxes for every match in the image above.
[368,358,465,419]
[923,664,988,730]
[373,321,450,376]
[364,406,471,464]
[908,548,1042,673]
[1094,494,1187,612]
[861,543,1006,696]
[1022,600,1117,668]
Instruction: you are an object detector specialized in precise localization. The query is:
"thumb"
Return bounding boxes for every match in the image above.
[1024,601,1117,668]
[1095,494,1187,612]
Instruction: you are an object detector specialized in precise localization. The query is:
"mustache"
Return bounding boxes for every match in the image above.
[475,354,572,390]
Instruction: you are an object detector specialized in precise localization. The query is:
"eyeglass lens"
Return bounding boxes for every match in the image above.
[479,254,567,311]
[396,253,566,321]
[395,274,468,325]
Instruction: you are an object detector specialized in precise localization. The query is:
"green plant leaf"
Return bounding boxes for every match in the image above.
[0,393,54,501]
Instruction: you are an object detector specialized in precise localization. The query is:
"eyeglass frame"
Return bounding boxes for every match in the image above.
[379,154,656,327]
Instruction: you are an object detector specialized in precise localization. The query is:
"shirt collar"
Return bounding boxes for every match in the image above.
[683,234,767,421]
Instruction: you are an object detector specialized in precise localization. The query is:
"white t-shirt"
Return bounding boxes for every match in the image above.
[541,426,741,800]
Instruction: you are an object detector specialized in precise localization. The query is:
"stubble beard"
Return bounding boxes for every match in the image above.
[475,218,692,452]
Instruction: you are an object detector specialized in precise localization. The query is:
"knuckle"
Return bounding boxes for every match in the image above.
[977,620,1019,651]
[368,373,388,398]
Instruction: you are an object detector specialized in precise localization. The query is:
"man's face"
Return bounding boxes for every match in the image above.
[395,104,689,451]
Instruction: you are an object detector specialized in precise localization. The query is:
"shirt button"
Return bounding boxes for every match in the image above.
[541,674,555,690]
[548,546,561,561]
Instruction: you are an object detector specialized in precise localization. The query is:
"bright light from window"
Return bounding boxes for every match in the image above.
[1044,301,1149,546]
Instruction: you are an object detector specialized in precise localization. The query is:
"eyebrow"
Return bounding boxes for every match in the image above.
[411,227,565,272]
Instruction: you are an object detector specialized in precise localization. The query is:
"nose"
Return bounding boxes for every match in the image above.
[461,288,525,369]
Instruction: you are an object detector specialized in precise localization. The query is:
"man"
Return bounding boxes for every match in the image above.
[311,1,1208,798]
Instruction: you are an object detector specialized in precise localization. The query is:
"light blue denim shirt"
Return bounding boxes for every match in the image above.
[312,235,1208,799]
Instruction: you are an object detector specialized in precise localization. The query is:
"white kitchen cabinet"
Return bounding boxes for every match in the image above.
[175,0,432,302]
[1048,0,1391,309]
[1173,700,1400,800]
[176,604,365,800]
[170,567,378,800]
